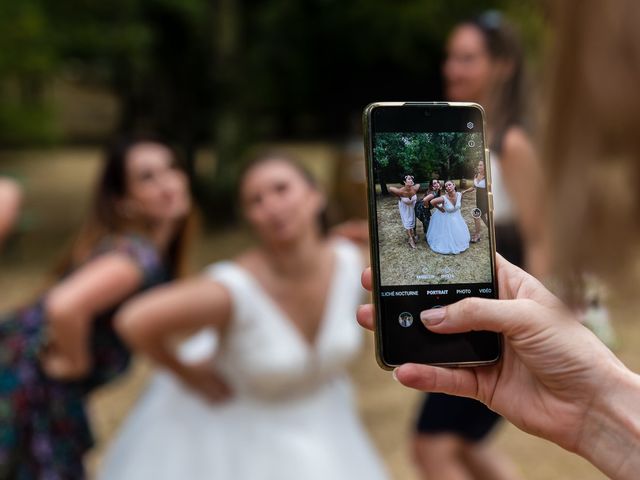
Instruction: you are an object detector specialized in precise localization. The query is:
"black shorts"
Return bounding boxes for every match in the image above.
[495,222,524,269]
[415,393,501,443]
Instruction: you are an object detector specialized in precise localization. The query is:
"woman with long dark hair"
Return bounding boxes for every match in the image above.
[98,152,388,480]
[0,137,193,478]
[412,11,539,480]
[468,160,488,243]
[359,2,640,477]
[415,179,441,242]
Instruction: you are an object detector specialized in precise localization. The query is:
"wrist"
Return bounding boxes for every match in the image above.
[578,365,640,479]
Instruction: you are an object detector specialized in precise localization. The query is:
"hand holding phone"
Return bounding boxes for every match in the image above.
[363,102,501,368]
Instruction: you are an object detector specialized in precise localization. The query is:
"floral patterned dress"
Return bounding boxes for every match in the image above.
[0,234,169,479]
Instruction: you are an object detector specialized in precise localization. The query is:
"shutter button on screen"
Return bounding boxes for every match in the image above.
[398,312,413,328]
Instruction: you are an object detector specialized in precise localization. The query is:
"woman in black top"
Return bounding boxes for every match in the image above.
[415,179,441,243]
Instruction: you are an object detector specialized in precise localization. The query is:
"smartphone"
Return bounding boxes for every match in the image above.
[363,102,501,369]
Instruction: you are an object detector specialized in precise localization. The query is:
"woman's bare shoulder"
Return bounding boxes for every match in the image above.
[502,126,534,157]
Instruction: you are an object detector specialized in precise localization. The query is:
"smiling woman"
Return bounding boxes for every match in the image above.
[0,136,193,479]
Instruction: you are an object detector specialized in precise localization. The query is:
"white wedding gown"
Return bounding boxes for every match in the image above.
[98,239,388,480]
[426,192,470,254]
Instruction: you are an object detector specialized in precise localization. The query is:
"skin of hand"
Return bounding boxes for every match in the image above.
[177,359,233,403]
[115,277,234,404]
[356,255,640,478]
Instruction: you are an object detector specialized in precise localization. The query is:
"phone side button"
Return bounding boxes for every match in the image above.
[488,192,494,212]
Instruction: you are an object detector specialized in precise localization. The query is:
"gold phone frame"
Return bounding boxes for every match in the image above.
[362,102,502,370]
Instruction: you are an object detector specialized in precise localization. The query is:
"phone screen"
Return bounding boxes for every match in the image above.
[365,103,501,367]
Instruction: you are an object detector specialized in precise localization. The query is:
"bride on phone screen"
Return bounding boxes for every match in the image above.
[426,181,471,254]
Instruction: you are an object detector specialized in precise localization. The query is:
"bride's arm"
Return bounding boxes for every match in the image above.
[430,196,446,212]
[115,277,233,402]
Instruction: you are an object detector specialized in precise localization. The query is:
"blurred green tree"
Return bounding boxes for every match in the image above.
[374,131,482,192]
[0,0,545,222]
[0,1,57,144]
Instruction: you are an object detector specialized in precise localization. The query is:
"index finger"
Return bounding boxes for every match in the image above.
[361,267,372,292]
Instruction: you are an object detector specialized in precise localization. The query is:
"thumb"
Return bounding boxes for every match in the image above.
[420,297,544,337]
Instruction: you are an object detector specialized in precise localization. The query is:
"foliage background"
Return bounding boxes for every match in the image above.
[0,0,546,222]
[373,132,483,191]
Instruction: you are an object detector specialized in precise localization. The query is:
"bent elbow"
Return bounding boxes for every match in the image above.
[114,302,151,348]
[45,291,81,328]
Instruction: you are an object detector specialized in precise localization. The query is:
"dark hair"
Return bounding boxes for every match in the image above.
[402,174,415,185]
[57,135,193,278]
[461,10,529,151]
[238,150,329,235]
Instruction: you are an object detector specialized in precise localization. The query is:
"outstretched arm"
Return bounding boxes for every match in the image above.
[115,276,233,401]
[356,257,640,480]
[388,186,402,197]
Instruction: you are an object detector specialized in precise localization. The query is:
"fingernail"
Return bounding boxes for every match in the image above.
[392,368,399,382]
[421,308,446,326]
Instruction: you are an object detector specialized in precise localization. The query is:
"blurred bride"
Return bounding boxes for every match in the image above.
[426,180,472,254]
[98,152,388,480]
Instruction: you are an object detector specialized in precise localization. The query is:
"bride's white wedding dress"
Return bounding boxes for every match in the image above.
[98,239,388,480]
[426,192,470,254]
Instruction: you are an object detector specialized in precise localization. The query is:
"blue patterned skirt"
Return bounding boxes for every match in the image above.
[0,303,92,480]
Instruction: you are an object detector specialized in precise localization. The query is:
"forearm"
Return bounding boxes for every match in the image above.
[577,368,640,479]
[46,312,93,376]
[120,325,189,377]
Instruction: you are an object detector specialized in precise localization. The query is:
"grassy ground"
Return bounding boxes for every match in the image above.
[376,193,491,286]
[0,148,624,480]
